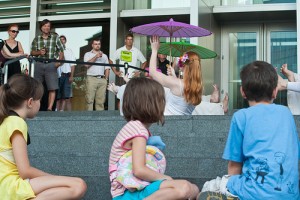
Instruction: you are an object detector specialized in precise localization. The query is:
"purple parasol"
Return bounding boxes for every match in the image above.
[130,18,212,38]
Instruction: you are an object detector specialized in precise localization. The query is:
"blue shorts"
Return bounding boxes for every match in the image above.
[57,75,72,99]
[113,180,164,200]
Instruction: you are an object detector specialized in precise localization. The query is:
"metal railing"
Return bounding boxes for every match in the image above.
[2,56,147,84]
[3,56,30,84]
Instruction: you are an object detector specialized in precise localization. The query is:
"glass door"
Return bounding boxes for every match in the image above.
[221,25,262,110]
[266,24,297,106]
[221,23,297,111]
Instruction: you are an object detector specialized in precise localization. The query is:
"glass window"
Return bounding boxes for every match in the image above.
[151,0,190,8]
[229,32,257,109]
[223,0,295,5]
[271,31,297,106]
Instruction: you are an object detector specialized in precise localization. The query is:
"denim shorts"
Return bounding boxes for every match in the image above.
[113,180,164,200]
[57,75,72,99]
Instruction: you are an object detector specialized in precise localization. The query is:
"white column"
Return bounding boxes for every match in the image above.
[29,0,38,48]
[108,0,118,110]
[190,0,199,45]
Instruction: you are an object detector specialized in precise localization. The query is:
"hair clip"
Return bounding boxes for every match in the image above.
[178,53,189,68]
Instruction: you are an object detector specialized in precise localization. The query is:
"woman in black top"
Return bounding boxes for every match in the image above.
[3,24,25,80]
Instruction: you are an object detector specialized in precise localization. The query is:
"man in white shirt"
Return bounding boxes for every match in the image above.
[56,35,75,111]
[84,39,110,111]
[110,33,147,79]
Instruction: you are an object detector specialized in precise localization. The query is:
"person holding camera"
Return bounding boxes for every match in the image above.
[30,19,64,111]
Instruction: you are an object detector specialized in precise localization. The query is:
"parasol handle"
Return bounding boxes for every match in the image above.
[169,34,173,64]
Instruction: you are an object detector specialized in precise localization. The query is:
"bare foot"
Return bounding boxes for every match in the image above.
[210,84,220,103]
[107,82,119,95]
[222,93,229,113]
[277,74,288,91]
[280,64,295,82]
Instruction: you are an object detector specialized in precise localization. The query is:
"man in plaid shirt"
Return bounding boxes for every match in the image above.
[31,19,64,111]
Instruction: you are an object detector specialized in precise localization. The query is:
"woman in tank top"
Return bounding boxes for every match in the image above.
[3,24,26,80]
[149,36,203,115]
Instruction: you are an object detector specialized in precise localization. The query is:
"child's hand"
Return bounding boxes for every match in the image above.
[150,36,160,51]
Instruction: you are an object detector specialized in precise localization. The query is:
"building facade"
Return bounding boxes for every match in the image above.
[0,0,298,111]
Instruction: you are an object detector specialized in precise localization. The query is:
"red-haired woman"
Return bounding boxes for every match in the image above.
[150,36,203,115]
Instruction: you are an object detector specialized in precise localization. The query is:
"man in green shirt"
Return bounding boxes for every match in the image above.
[31,19,64,111]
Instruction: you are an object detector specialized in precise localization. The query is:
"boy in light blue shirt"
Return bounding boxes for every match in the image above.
[198,61,299,200]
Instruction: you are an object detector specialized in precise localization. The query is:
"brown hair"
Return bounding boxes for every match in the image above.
[0,74,44,124]
[7,24,19,31]
[183,51,203,105]
[39,19,51,30]
[92,38,101,44]
[59,35,66,41]
[123,77,165,125]
[240,61,278,102]
[125,33,134,39]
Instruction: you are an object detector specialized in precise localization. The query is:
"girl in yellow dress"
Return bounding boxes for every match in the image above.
[0,74,87,200]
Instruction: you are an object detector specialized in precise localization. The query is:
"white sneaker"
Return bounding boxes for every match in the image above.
[220,175,238,198]
[201,176,222,192]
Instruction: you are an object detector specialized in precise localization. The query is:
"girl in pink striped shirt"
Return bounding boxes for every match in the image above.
[108,77,199,200]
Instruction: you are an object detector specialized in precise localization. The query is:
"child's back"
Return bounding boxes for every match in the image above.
[223,103,299,199]
[198,61,299,200]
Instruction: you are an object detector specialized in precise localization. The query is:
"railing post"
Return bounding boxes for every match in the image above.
[124,62,128,76]
[28,58,35,78]
[3,64,8,84]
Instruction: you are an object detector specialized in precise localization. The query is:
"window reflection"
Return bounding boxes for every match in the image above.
[271,31,297,106]
[229,32,257,109]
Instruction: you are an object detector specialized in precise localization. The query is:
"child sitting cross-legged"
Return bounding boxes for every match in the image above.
[108,77,199,200]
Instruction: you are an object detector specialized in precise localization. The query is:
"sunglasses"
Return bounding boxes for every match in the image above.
[10,30,19,34]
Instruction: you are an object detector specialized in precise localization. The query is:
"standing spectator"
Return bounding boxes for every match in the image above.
[56,35,75,111]
[30,19,64,111]
[1,39,25,68]
[84,39,110,111]
[2,24,26,80]
[111,33,147,80]
[157,53,170,75]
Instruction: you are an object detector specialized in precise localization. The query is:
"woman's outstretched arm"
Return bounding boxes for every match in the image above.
[149,36,178,90]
